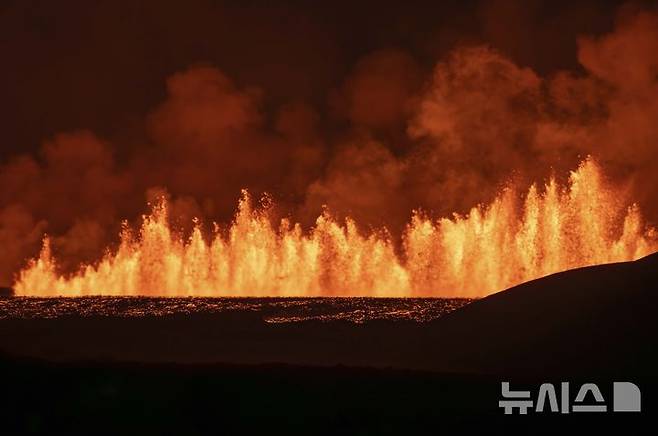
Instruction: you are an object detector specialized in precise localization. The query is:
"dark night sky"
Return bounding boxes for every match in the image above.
[0,0,627,158]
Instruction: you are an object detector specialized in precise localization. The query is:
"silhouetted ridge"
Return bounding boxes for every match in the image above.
[416,252,658,375]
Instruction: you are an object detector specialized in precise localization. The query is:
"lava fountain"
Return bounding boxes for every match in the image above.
[13,159,658,297]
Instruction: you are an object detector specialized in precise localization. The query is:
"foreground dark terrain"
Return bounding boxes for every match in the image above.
[1,253,657,432]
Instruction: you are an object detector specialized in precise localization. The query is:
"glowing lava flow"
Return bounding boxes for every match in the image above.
[14,159,658,297]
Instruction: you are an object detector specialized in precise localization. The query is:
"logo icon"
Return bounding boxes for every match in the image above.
[499,382,641,414]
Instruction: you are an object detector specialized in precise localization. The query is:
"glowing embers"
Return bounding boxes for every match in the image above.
[14,159,658,297]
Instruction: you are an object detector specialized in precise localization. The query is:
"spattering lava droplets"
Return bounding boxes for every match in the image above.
[14,159,658,297]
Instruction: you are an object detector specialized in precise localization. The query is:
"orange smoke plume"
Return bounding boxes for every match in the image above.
[14,159,657,297]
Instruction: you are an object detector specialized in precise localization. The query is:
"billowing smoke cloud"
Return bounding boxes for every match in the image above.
[1,5,658,284]
[330,49,423,134]
[143,66,326,222]
[308,6,658,229]
[0,131,132,276]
